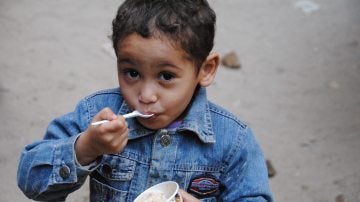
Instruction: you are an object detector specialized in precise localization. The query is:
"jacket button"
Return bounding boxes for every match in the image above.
[102,164,112,177]
[59,165,70,179]
[160,130,171,147]
[160,134,171,147]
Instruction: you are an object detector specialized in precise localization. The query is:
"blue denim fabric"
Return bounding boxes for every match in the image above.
[17,87,273,202]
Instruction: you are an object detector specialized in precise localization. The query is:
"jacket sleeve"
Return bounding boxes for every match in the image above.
[221,126,273,202]
[17,99,99,201]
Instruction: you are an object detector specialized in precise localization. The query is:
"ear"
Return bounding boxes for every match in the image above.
[198,52,220,87]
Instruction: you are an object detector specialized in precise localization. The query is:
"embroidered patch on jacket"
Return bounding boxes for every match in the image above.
[187,174,220,198]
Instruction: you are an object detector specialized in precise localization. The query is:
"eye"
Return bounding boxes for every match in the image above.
[124,69,140,79]
[159,72,175,81]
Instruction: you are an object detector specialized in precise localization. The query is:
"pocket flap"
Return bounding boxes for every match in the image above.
[99,155,136,181]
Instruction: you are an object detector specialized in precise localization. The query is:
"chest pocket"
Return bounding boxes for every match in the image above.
[173,164,222,201]
[90,154,137,201]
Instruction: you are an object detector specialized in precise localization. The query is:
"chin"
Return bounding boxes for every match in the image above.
[138,119,168,130]
[140,123,164,130]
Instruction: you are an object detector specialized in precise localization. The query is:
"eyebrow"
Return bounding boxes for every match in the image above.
[118,56,182,70]
[117,57,135,65]
[156,61,181,70]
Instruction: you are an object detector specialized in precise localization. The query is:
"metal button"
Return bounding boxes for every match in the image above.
[160,133,171,147]
[102,164,112,177]
[59,165,70,179]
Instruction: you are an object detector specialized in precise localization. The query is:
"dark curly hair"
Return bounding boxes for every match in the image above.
[112,0,216,69]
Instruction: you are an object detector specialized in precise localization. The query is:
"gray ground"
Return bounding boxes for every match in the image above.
[1,0,359,201]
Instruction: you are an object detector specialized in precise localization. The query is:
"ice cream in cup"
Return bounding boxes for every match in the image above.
[134,181,183,202]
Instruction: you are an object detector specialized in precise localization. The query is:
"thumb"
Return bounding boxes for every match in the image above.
[178,189,200,202]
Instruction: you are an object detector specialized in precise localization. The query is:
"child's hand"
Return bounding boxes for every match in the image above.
[178,189,200,202]
[75,108,128,165]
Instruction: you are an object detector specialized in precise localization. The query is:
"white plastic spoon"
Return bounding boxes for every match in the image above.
[91,110,154,126]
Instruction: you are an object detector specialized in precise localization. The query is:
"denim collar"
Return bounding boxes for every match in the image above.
[117,87,215,143]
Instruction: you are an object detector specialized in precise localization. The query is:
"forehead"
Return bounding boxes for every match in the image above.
[116,33,194,64]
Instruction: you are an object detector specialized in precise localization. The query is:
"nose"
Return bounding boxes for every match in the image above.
[138,84,158,104]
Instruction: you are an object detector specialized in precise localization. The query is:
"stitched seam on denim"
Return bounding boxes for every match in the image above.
[220,126,247,178]
[208,102,247,129]
[52,144,60,183]
[82,98,91,126]
[174,165,221,172]
[83,88,122,124]
[84,87,121,100]
[116,151,149,166]
[82,96,96,124]
[204,102,214,135]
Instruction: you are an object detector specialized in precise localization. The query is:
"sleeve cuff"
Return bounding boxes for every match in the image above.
[73,133,102,173]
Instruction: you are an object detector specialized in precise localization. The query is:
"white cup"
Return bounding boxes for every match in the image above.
[134,181,183,202]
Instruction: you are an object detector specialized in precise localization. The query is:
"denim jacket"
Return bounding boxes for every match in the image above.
[17,87,273,202]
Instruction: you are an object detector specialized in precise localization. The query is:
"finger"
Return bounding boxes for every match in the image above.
[110,130,129,151]
[178,189,199,202]
[102,108,117,121]
[103,125,129,154]
[96,108,116,121]
[102,116,127,132]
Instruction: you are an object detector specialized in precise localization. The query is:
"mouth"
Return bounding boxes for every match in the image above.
[140,109,155,115]
[147,113,157,119]
[136,109,156,118]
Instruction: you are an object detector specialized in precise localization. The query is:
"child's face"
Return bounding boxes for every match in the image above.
[116,34,202,129]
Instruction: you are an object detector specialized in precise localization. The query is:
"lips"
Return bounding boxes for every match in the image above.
[136,107,158,120]
[146,113,157,120]
[140,109,155,115]
[139,110,157,119]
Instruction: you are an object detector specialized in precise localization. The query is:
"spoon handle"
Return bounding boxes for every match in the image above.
[91,120,109,126]
[91,120,110,126]
[122,111,138,119]
[91,111,139,126]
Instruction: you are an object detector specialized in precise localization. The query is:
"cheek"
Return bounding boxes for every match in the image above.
[121,88,137,108]
[164,89,194,112]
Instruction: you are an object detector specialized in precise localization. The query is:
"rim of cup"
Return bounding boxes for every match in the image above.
[134,181,180,202]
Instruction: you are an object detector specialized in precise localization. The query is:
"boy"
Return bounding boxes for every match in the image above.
[17,0,273,201]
